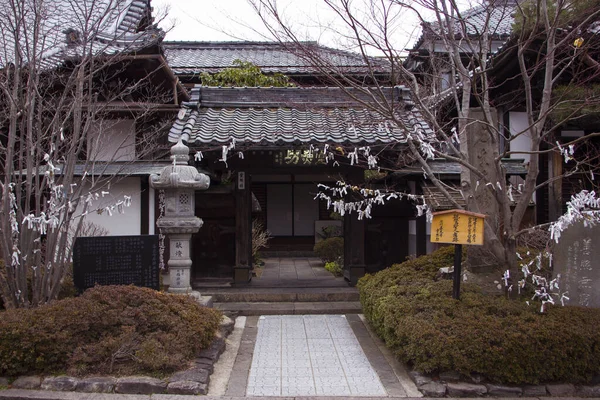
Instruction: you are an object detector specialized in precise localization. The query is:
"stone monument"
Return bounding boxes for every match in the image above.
[150,139,210,293]
[553,222,600,308]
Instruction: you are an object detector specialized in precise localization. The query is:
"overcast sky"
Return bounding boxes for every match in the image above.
[151,0,424,52]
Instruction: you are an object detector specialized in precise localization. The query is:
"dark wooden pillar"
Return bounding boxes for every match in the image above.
[234,171,252,283]
[343,211,366,286]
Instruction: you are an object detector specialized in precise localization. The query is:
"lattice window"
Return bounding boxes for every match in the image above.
[179,193,190,205]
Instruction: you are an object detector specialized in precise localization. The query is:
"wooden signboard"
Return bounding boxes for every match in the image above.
[430,209,486,300]
[431,209,486,246]
[73,235,159,293]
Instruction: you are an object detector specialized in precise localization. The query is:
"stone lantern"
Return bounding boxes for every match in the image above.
[150,139,209,293]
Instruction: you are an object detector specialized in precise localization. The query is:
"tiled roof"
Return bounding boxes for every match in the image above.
[422,183,466,210]
[411,0,518,51]
[398,158,528,176]
[422,176,532,210]
[162,41,389,75]
[168,86,431,146]
[0,0,161,69]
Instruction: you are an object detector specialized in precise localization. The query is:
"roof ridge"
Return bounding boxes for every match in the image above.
[162,40,319,47]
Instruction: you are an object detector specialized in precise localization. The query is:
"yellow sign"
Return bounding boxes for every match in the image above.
[431,210,485,246]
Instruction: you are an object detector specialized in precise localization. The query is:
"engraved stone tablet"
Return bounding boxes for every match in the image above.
[553,223,600,308]
[73,235,160,293]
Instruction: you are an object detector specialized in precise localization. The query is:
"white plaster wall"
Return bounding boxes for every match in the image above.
[80,178,141,236]
[88,119,136,162]
[509,112,532,164]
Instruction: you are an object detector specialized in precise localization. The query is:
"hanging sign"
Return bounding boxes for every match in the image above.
[431,209,486,246]
[274,150,326,166]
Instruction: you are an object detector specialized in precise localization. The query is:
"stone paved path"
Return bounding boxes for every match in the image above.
[246,315,387,397]
[250,257,348,287]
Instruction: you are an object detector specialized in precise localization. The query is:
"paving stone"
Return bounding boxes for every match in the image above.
[169,367,209,384]
[166,380,208,395]
[0,378,8,386]
[114,376,167,394]
[197,337,226,361]
[547,383,576,396]
[485,383,522,397]
[523,384,548,396]
[193,358,214,374]
[11,376,41,389]
[439,370,461,382]
[41,376,79,391]
[247,315,386,397]
[420,381,447,397]
[410,371,432,387]
[447,382,487,397]
[76,376,116,393]
[577,385,600,397]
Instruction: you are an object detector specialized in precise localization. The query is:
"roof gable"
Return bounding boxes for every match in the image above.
[0,0,161,69]
[412,0,519,51]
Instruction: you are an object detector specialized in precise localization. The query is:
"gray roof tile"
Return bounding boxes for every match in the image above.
[163,41,389,75]
[169,86,430,146]
[398,158,528,176]
[412,1,518,50]
[0,0,161,69]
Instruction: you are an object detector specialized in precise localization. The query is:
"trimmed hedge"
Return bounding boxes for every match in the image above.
[358,247,600,384]
[314,237,344,263]
[0,285,222,377]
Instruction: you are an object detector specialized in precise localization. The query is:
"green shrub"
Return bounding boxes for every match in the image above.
[0,285,222,377]
[358,247,600,384]
[324,261,343,276]
[314,237,344,263]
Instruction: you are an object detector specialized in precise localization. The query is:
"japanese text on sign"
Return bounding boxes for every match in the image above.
[430,210,485,246]
[274,150,326,166]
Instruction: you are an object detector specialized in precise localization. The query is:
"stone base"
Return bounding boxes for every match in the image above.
[343,265,366,286]
[168,286,192,294]
[188,291,213,308]
[234,266,252,284]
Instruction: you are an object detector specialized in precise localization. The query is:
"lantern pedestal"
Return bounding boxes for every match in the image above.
[150,140,210,293]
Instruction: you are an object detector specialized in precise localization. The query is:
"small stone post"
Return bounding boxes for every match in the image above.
[150,140,209,293]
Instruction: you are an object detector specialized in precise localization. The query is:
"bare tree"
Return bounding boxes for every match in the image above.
[0,0,174,308]
[248,0,600,278]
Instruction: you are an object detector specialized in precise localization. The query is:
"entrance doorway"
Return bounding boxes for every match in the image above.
[266,183,319,251]
[266,183,319,236]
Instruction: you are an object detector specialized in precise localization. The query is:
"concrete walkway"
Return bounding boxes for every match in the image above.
[247,315,386,396]
[221,315,418,398]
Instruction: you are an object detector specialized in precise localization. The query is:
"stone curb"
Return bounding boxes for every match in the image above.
[5,390,600,400]
[410,371,600,398]
[2,315,234,397]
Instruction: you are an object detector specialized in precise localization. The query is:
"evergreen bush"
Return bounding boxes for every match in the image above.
[0,285,222,377]
[324,261,343,276]
[358,247,600,384]
[314,237,344,263]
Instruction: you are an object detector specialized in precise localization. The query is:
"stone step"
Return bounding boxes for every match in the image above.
[214,301,362,315]
[202,287,359,303]
[261,250,316,257]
